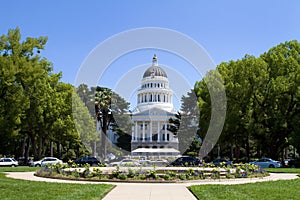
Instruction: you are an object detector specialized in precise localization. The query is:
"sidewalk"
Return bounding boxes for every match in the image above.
[6,172,299,200]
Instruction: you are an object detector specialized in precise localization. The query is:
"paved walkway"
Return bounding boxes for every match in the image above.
[5,172,299,200]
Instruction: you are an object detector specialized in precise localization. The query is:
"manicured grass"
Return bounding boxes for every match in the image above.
[0,166,39,172]
[189,178,300,200]
[265,168,300,173]
[0,173,114,200]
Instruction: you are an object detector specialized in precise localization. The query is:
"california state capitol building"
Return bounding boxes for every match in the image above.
[130,55,180,157]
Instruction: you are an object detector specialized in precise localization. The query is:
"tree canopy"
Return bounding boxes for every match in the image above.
[195,40,300,161]
[0,28,95,161]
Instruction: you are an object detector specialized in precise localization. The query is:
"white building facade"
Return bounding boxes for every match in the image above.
[131,55,180,157]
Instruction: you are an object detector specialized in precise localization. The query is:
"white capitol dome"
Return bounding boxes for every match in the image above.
[133,54,175,113]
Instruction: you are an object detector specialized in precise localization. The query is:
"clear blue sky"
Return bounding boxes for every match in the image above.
[1,0,300,109]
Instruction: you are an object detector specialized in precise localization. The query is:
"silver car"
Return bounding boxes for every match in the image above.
[250,158,281,168]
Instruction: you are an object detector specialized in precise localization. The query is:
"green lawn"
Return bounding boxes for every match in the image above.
[0,173,114,200]
[0,166,39,172]
[265,167,300,173]
[189,178,300,200]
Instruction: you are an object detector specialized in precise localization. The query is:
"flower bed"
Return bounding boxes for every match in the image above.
[35,163,269,182]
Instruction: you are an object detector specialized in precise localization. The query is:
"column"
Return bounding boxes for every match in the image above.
[135,122,138,141]
[131,126,135,142]
[157,121,160,142]
[150,121,153,142]
[164,122,168,141]
[142,121,145,142]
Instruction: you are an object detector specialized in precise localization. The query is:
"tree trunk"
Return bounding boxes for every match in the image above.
[22,137,26,157]
[246,134,250,162]
[101,109,108,160]
[24,137,31,165]
[50,141,53,157]
[38,137,43,159]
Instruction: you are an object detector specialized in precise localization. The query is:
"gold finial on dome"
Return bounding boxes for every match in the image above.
[152,54,158,66]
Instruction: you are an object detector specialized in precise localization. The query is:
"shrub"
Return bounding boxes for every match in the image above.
[139,174,147,180]
[127,168,136,178]
[112,169,121,179]
[93,168,102,177]
[71,170,80,178]
[211,169,220,179]
[117,173,127,180]
[146,170,157,179]
[163,174,171,180]
[178,174,186,180]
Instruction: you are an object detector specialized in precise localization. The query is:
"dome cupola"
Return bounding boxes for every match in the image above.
[143,54,168,78]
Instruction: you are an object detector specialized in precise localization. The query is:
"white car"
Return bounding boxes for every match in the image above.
[30,157,63,167]
[119,159,141,167]
[110,159,141,167]
[0,158,19,167]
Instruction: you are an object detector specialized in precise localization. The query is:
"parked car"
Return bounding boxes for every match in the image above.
[250,158,281,168]
[212,158,232,167]
[167,156,201,167]
[152,159,169,167]
[139,160,153,167]
[17,157,32,166]
[288,158,300,168]
[74,156,100,166]
[110,159,141,167]
[30,157,62,167]
[119,159,141,167]
[0,158,19,167]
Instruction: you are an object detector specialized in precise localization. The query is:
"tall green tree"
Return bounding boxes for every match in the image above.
[94,86,132,158]
[0,28,95,162]
[195,40,300,160]
[95,86,113,159]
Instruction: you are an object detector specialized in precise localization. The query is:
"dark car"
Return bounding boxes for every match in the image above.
[288,158,300,168]
[167,156,201,167]
[212,158,232,167]
[74,156,100,166]
[17,157,32,166]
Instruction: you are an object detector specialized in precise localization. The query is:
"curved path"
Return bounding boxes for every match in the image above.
[6,172,299,200]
